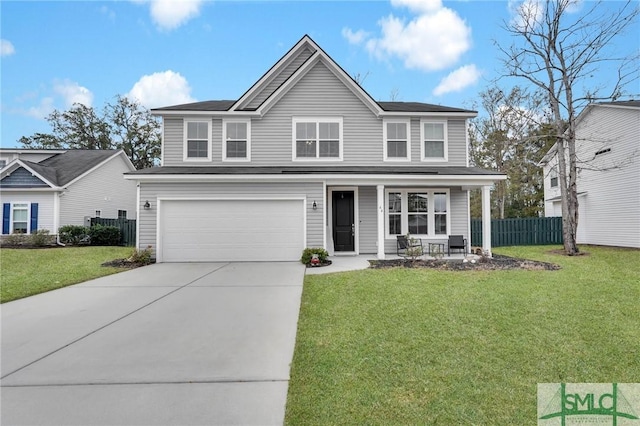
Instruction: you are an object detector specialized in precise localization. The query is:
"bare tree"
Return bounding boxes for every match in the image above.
[352,71,370,86]
[497,0,639,254]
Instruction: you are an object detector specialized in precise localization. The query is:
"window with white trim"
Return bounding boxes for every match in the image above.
[421,120,447,161]
[184,120,211,161]
[293,118,342,160]
[550,167,558,188]
[118,210,127,219]
[12,203,28,234]
[223,120,251,161]
[384,120,410,161]
[386,189,449,237]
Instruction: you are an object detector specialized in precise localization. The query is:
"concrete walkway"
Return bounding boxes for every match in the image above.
[1,262,305,426]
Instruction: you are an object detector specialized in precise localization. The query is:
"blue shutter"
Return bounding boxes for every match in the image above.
[2,203,9,234]
[30,203,39,233]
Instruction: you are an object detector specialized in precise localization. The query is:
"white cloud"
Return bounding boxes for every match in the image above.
[25,97,55,119]
[350,1,472,72]
[54,80,94,108]
[342,28,369,45]
[433,64,481,96]
[128,70,195,108]
[142,0,204,31]
[1,39,15,57]
[508,0,544,31]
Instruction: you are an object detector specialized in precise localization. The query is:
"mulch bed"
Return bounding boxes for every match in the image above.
[101,258,153,269]
[369,254,560,271]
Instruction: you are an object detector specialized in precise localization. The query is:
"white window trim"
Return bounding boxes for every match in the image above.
[292,117,344,161]
[183,118,212,162]
[549,167,558,188]
[383,119,411,162]
[10,202,31,235]
[420,119,448,162]
[384,189,451,239]
[222,119,251,162]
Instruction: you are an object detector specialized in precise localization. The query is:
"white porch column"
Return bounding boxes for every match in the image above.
[377,184,385,260]
[481,185,492,257]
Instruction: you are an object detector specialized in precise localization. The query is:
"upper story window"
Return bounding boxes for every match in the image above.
[184,119,211,161]
[384,120,410,161]
[223,120,251,162]
[293,118,343,161]
[420,120,448,162]
[550,167,558,188]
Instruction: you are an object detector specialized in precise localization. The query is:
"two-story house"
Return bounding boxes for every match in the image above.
[125,35,506,262]
[541,100,640,248]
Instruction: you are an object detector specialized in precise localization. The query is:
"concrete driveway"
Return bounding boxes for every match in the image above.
[1,262,305,425]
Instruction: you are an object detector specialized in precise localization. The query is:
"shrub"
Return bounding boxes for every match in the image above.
[301,247,329,265]
[1,233,28,247]
[29,229,55,247]
[127,246,154,266]
[88,224,121,246]
[59,225,90,245]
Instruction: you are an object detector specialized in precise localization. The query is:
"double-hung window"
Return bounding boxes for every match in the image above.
[386,189,449,237]
[12,203,28,234]
[549,167,558,188]
[184,119,211,161]
[293,118,342,160]
[223,120,251,161]
[421,120,447,161]
[384,120,410,161]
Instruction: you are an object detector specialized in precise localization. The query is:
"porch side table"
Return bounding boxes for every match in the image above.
[428,243,445,257]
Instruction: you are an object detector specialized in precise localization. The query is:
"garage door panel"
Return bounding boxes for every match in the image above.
[160,200,304,262]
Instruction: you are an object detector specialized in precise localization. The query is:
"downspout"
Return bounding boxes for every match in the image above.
[55,190,66,246]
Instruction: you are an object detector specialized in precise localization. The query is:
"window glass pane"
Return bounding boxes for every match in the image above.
[296,140,316,157]
[424,140,444,158]
[319,122,339,140]
[387,123,398,140]
[227,141,247,158]
[388,192,402,213]
[296,122,316,140]
[389,215,402,235]
[188,140,208,158]
[227,122,247,140]
[13,208,27,222]
[434,214,447,234]
[387,141,407,158]
[408,193,428,212]
[319,140,339,157]
[408,214,428,235]
[423,123,444,140]
[118,210,127,219]
[434,193,446,212]
[187,122,208,139]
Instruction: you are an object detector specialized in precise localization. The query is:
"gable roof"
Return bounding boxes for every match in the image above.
[0,150,130,188]
[151,35,476,118]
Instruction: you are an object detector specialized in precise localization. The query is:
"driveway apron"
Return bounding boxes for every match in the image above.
[1,262,305,426]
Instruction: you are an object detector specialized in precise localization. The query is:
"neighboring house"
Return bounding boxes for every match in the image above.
[1,149,137,236]
[125,35,506,262]
[541,100,640,248]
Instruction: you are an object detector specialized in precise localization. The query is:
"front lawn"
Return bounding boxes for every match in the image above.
[285,245,640,424]
[1,246,133,303]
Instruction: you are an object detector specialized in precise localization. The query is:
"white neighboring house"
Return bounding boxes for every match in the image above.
[541,100,640,248]
[0,149,137,236]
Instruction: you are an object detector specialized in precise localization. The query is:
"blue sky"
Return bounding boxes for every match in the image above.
[1,0,638,147]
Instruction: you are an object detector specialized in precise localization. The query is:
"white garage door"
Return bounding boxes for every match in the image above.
[160,199,305,262]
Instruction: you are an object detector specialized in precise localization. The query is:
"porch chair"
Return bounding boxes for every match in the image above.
[397,235,424,258]
[447,235,467,256]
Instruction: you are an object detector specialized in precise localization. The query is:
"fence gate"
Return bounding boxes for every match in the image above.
[471,217,563,247]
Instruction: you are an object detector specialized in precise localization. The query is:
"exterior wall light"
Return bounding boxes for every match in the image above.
[312,201,317,210]
[144,200,151,210]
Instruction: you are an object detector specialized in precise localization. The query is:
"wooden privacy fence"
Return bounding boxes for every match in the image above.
[471,217,563,247]
[90,218,136,246]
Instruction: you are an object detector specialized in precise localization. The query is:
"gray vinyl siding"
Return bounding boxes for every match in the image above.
[245,46,315,110]
[59,155,137,226]
[160,62,470,168]
[358,186,378,254]
[1,168,49,187]
[574,106,640,248]
[138,181,324,255]
[382,187,469,254]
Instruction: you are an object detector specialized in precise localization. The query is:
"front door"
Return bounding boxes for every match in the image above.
[332,191,355,252]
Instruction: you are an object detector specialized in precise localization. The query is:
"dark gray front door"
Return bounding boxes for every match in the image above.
[332,191,354,252]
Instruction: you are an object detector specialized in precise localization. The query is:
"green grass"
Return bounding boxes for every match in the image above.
[285,245,640,425]
[1,246,133,303]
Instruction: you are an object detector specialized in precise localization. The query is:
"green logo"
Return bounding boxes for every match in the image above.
[538,383,639,425]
